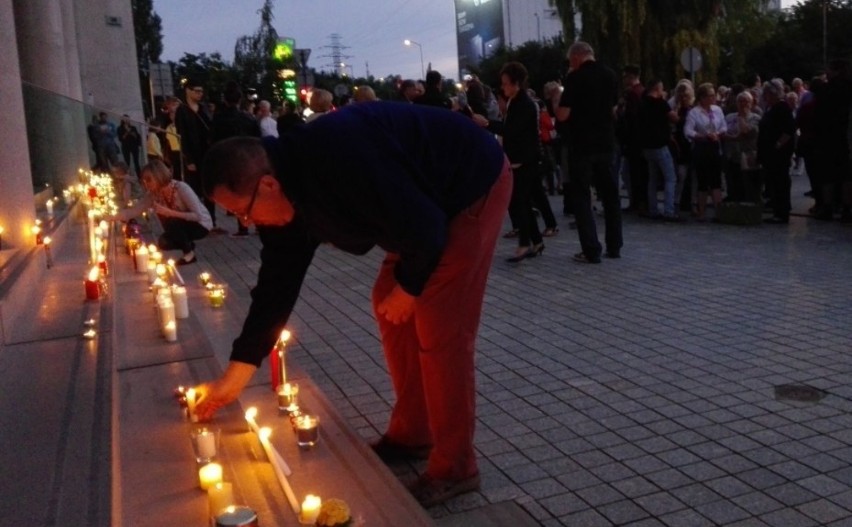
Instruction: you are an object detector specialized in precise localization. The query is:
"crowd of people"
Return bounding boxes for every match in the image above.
[95,45,851,507]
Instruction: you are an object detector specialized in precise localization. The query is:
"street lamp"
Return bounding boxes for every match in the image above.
[404,39,424,79]
[534,13,541,43]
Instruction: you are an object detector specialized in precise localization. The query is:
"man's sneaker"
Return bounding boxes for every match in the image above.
[408,473,481,507]
[572,252,601,264]
[369,436,431,462]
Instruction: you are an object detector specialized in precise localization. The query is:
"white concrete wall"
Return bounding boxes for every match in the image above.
[503,0,563,48]
[0,0,37,249]
[74,0,144,123]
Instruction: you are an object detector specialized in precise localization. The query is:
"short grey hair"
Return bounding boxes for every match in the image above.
[568,41,594,58]
[736,90,753,104]
[258,100,271,110]
[762,79,785,99]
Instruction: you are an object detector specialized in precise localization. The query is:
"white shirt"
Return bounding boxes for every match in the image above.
[684,105,727,142]
[259,115,278,138]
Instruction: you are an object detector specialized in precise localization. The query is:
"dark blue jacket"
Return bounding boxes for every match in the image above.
[231,102,505,366]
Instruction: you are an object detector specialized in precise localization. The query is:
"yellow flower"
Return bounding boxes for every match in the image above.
[316,498,351,527]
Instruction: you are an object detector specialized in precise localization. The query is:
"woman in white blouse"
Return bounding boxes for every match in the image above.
[684,83,727,221]
[117,159,212,264]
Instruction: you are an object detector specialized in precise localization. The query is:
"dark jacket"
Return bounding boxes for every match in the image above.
[485,89,541,166]
[227,102,505,366]
[212,105,261,143]
[174,103,212,168]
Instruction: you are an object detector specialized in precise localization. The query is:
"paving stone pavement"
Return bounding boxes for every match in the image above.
[194,175,852,526]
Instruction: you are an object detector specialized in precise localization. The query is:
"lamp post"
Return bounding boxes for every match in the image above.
[534,13,541,43]
[822,0,828,69]
[404,39,424,79]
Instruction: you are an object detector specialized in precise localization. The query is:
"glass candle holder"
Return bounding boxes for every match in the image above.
[294,414,319,448]
[208,284,226,308]
[277,383,299,413]
[190,427,220,464]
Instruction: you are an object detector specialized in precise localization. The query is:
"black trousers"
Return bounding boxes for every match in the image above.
[765,157,791,220]
[570,151,623,258]
[507,164,543,247]
[122,146,141,175]
[159,217,209,254]
[185,169,218,228]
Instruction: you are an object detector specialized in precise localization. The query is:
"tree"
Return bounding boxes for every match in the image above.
[747,0,852,82]
[547,0,770,86]
[233,0,296,104]
[131,0,163,115]
[474,39,567,96]
[171,52,237,104]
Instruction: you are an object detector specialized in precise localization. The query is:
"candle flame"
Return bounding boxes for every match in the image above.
[167,258,176,267]
[0,226,5,234]
[245,407,258,421]
[43,236,52,245]
[259,427,272,440]
[87,267,99,281]
[165,320,176,329]
[31,225,41,235]
[280,329,291,342]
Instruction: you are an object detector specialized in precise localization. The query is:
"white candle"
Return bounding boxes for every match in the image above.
[196,428,217,459]
[299,495,321,525]
[135,246,149,274]
[258,428,301,515]
[146,260,157,282]
[198,462,222,490]
[46,199,54,216]
[158,299,175,331]
[87,210,97,263]
[163,320,177,342]
[207,482,234,518]
[172,286,189,318]
[186,388,198,422]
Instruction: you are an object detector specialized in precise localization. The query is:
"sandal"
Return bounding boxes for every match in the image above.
[542,227,559,237]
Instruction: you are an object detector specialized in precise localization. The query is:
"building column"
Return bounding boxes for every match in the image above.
[0,0,37,249]
[14,0,82,192]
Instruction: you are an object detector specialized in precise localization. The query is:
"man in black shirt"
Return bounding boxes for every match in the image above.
[554,41,623,263]
[639,80,680,219]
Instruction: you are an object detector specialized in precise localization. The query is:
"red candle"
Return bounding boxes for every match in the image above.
[85,267,100,300]
[98,255,108,276]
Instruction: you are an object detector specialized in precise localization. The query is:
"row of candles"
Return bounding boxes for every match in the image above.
[177,330,326,525]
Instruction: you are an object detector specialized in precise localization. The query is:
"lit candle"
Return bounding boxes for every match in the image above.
[43,236,53,269]
[186,388,198,423]
[258,428,300,514]
[46,199,54,216]
[87,210,96,262]
[208,285,225,308]
[97,254,108,276]
[172,286,189,318]
[163,320,177,342]
[155,263,167,279]
[159,299,175,328]
[198,462,223,490]
[244,407,259,434]
[146,260,157,282]
[32,225,43,245]
[83,328,97,339]
[0,225,4,250]
[277,329,290,390]
[207,482,235,519]
[214,506,257,527]
[85,267,100,300]
[167,258,185,286]
[134,245,149,274]
[299,495,322,525]
[198,272,211,286]
[277,383,299,413]
[295,415,320,448]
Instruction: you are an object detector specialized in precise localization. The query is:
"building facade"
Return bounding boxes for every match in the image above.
[0,0,142,249]
[455,0,563,77]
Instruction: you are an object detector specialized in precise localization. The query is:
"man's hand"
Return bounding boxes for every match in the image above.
[472,114,489,127]
[194,361,257,421]
[376,285,416,324]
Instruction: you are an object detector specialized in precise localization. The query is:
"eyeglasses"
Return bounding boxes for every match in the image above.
[238,177,263,224]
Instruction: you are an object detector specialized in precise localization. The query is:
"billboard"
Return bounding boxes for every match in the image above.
[455,0,504,74]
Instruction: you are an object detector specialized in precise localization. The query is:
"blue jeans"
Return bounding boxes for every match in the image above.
[643,147,677,217]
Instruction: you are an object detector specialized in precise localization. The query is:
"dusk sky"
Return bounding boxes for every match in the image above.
[154,0,801,82]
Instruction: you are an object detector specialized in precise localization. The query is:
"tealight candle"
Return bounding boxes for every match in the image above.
[299,495,322,525]
[208,285,225,308]
[295,415,320,448]
[83,328,97,339]
[85,267,100,300]
[214,506,257,527]
[277,383,299,413]
[158,299,175,329]
[198,462,223,490]
[207,482,235,519]
[198,272,212,286]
